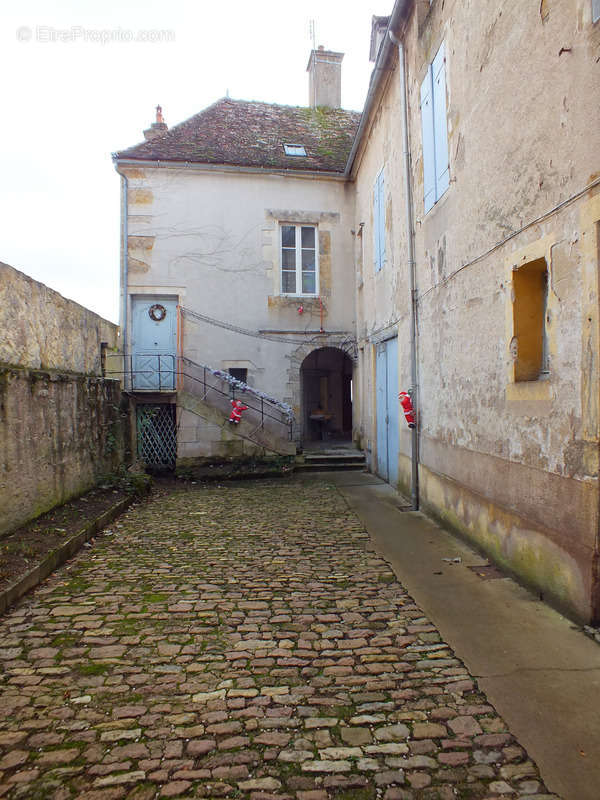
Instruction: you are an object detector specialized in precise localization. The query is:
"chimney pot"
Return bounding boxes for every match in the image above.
[144,105,168,141]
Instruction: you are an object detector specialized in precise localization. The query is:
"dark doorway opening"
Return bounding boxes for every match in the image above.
[228,368,248,383]
[300,347,353,444]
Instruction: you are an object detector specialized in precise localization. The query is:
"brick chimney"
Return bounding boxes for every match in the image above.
[307,46,344,109]
[143,105,168,141]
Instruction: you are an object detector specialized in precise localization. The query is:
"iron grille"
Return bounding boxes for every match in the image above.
[136,404,177,469]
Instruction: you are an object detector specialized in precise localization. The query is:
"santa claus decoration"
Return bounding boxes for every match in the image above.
[229,398,249,424]
[398,391,416,429]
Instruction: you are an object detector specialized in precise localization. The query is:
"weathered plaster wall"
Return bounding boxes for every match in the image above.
[352,0,600,620]
[0,262,119,374]
[0,368,127,537]
[352,58,413,481]
[121,164,356,433]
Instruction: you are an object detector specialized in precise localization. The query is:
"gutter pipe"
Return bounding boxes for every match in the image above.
[115,165,129,389]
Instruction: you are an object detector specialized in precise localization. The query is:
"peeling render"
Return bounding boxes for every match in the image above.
[352,0,600,622]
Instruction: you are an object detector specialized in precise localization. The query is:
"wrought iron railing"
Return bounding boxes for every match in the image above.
[104,353,294,442]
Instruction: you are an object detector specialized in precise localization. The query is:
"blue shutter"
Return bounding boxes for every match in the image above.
[432,42,449,200]
[420,68,436,213]
[379,169,386,267]
[594,0,600,23]
[373,176,381,271]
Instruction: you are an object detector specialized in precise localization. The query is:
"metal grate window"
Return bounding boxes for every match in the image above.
[136,404,177,469]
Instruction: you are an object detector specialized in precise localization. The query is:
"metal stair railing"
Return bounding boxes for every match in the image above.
[104,353,294,443]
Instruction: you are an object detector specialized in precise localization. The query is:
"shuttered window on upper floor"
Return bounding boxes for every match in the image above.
[593,0,600,23]
[420,42,449,213]
[373,167,386,272]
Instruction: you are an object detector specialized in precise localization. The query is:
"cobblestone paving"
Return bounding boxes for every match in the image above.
[0,479,560,800]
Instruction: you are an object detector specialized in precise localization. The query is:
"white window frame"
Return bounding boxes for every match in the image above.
[280,223,319,297]
[373,167,386,272]
[420,41,450,213]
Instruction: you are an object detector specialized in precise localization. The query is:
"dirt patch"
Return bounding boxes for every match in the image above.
[0,487,131,592]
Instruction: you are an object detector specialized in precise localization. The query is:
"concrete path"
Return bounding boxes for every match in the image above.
[0,477,565,799]
[322,471,600,800]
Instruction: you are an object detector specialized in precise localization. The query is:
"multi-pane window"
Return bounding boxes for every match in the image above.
[373,167,386,272]
[280,224,318,295]
[420,41,449,213]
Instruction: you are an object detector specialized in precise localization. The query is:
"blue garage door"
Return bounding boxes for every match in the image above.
[375,337,399,485]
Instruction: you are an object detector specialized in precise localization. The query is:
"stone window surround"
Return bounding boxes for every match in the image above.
[264,209,339,298]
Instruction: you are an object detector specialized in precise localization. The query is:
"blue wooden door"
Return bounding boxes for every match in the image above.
[386,337,399,486]
[131,297,177,390]
[375,337,399,485]
[376,345,388,480]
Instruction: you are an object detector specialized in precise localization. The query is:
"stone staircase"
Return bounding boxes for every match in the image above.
[177,358,297,459]
[178,389,296,457]
[295,448,366,473]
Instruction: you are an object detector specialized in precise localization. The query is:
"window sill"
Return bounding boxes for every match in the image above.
[268,295,325,311]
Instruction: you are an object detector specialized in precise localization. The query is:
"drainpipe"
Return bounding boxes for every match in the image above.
[116,167,129,389]
[389,29,419,510]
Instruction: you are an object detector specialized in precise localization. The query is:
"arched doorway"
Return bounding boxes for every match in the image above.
[300,347,353,445]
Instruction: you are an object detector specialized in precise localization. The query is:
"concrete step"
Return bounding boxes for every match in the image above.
[296,451,366,472]
[304,453,365,462]
[296,462,366,473]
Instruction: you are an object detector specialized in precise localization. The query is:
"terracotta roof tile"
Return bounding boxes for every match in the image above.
[114,98,361,173]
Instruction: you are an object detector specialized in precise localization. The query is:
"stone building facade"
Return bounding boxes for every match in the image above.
[113,56,360,460]
[351,0,600,621]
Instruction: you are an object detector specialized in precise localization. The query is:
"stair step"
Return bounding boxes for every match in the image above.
[296,462,366,472]
[304,453,365,463]
[296,450,366,473]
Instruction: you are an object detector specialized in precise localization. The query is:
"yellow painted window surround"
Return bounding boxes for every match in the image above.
[512,257,549,382]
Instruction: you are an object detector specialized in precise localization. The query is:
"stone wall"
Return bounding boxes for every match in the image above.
[0,367,128,537]
[0,263,128,536]
[0,262,119,374]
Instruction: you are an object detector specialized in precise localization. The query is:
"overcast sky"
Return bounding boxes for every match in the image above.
[1,0,381,323]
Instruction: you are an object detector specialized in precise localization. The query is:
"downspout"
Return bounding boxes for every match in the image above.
[116,166,129,389]
[389,29,419,511]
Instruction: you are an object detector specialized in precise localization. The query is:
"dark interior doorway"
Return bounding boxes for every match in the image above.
[300,347,353,443]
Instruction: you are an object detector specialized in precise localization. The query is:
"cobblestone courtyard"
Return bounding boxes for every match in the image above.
[0,479,560,800]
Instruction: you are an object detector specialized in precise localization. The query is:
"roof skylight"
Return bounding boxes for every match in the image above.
[283,144,307,156]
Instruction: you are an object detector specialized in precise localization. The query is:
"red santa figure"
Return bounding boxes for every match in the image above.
[398,391,416,429]
[229,398,249,424]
